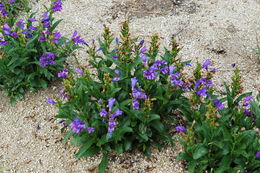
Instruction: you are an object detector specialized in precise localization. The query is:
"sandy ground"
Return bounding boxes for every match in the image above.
[0,0,260,172]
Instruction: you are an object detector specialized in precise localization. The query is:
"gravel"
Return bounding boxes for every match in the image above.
[0,0,259,172]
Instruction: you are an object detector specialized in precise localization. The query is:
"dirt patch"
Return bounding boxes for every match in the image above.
[110,0,198,19]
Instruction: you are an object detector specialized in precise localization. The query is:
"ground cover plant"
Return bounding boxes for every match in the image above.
[0,0,84,103]
[177,65,260,172]
[48,22,193,172]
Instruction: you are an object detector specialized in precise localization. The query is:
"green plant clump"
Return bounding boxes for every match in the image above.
[0,0,83,104]
[48,22,194,172]
[177,66,260,172]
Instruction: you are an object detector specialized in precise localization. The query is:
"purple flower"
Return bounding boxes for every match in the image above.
[243,109,251,116]
[41,12,50,28]
[114,69,120,76]
[70,118,85,134]
[75,68,84,75]
[231,64,236,68]
[196,88,208,97]
[39,52,55,67]
[0,40,8,46]
[202,59,211,70]
[29,26,37,31]
[112,55,118,59]
[72,31,86,45]
[58,88,65,97]
[155,60,167,66]
[16,19,25,29]
[52,0,62,12]
[51,32,62,44]
[143,69,157,80]
[169,65,176,75]
[194,80,201,89]
[139,46,147,54]
[210,68,217,73]
[58,68,69,78]
[171,79,184,87]
[132,89,147,99]
[10,32,18,38]
[243,95,253,107]
[213,100,225,110]
[100,108,108,117]
[138,40,144,46]
[114,109,123,116]
[140,54,147,63]
[86,127,95,133]
[108,120,116,133]
[256,151,260,158]
[98,99,103,104]
[115,38,119,45]
[160,66,168,75]
[131,77,138,89]
[39,35,45,42]
[46,98,57,104]
[176,126,186,132]
[132,99,139,110]
[29,18,37,22]
[3,23,11,30]
[111,77,120,82]
[108,98,116,111]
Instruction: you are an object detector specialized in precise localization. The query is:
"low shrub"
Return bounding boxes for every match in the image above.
[48,22,193,172]
[177,65,260,172]
[0,0,84,104]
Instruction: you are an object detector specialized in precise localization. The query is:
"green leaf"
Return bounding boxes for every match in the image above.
[115,144,123,153]
[150,120,165,133]
[50,19,63,32]
[193,146,208,160]
[147,114,160,123]
[75,138,96,158]
[98,152,109,173]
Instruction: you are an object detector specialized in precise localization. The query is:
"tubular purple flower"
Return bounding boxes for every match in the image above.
[86,127,95,133]
[52,0,62,12]
[108,98,116,111]
[57,68,69,78]
[196,88,208,97]
[213,100,225,110]
[169,65,176,75]
[46,98,57,104]
[16,19,25,29]
[132,99,139,110]
[114,69,120,76]
[0,40,8,46]
[138,40,144,46]
[111,77,120,82]
[29,18,37,22]
[160,66,169,75]
[75,68,84,75]
[139,46,147,54]
[29,26,37,31]
[243,95,253,107]
[112,55,118,59]
[108,120,116,133]
[140,54,147,64]
[171,79,184,87]
[10,32,18,38]
[132,88,147,99]
[39,52,55,67]
[100,108,108,117]
[70,118,85,134]
[176,126,186,132]
[143,69,157,80]
[131,77,138,89]
[114,109,123,117]
[3,23,11,30]
[202,59,211,70]
[243,109,251,116]
[256,151,260,158]
[39,35,45,42]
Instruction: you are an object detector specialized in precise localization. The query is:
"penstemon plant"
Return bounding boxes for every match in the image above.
[48,22,192,172]
[177,63,260,173]
[0,0,84,104]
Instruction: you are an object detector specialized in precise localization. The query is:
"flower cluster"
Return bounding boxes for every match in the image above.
[131,77,147,110]
[99,98,123,138]
[242,94,254,116]
[39,52,56,67]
